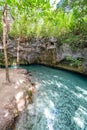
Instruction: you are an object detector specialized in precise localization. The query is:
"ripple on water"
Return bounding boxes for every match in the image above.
[16,65,87,130]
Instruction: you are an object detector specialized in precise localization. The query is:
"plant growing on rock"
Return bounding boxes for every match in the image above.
[65,56,82,67]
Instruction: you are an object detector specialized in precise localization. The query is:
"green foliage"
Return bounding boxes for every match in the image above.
[59,32,87,51]
[0,52,4,65]
[0,0,87,45]
[65,56,83,67]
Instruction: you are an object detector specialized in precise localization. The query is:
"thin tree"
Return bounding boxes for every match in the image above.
[17,0,21,66]
[3,4,10,82]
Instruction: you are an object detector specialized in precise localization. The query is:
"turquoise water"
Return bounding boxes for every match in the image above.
[16,65,87,130]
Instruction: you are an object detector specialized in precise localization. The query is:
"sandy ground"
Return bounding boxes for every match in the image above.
[0,68,30,109]
[0,68,35,130]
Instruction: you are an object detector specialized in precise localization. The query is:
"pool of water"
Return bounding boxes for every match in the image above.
[16,65,87,130]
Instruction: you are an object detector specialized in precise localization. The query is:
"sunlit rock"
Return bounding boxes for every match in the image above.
[15,92,26,112]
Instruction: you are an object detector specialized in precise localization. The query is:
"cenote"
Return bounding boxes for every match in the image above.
[15,64,87,130]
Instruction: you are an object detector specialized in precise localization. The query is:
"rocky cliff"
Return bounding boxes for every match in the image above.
[0,37,87,75]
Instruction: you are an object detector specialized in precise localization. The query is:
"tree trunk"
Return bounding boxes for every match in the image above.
[17,37,20,65]
[3,4,10,82]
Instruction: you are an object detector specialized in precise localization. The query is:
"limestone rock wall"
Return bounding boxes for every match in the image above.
[1,37,87,75]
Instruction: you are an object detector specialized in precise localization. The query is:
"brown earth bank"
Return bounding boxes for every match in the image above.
[0,68,36,130]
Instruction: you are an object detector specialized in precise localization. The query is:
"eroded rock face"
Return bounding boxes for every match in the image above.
[83,61,87,73]
[56,44,72,62]
[0,109,14,130]
[1,37,87,75]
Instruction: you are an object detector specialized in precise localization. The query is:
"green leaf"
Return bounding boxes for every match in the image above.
[0,1,5,6]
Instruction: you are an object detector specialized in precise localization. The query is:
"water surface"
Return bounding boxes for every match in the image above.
[16,65,87,130]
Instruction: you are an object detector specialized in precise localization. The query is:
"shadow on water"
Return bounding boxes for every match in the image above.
[14,65,87,130]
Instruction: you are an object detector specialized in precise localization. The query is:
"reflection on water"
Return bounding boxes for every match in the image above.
[16,65,87,130]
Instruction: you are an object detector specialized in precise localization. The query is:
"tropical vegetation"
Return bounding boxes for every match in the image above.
[0,0,87,81]
[0,0,87,39]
